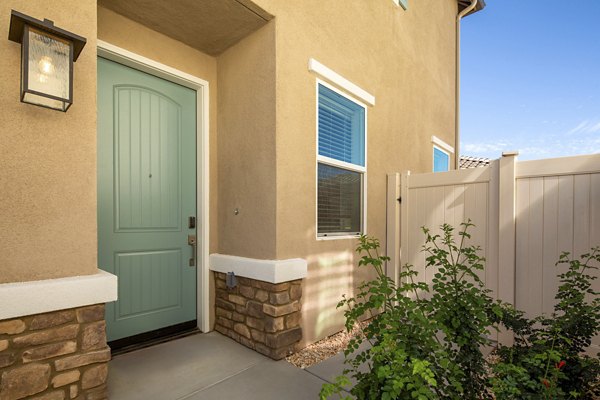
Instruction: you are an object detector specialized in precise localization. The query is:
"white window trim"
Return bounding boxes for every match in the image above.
[315,78,369,240]
[392,0,408,10]
[431,135,455,154]
[318,155,366,174]
[308,59,375,106]
[431,136,453,172]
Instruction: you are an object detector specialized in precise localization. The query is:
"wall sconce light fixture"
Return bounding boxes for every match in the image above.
[8,10,87,112]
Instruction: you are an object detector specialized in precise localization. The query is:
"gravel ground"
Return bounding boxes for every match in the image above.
[286,328,599,398]
[286,322,366,369]
[286,325,497,371]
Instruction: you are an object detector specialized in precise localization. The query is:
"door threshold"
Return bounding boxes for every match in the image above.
[109,320,199,357]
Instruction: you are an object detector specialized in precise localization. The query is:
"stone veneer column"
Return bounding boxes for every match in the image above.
[214,272,303,360]
[0,305,110,400]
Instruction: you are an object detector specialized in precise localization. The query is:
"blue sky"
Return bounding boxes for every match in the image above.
[461,0,600,160]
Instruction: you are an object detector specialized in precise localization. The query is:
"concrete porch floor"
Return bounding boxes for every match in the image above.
[108,332,345,399]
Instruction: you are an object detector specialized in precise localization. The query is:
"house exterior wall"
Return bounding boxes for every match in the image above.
[1,0,462,353]
[0,304,110,400]
[257,0,459,344]
[213,273,303,360]
[129,0,459,345]
[0,0,98,284]
[216,22,278,260]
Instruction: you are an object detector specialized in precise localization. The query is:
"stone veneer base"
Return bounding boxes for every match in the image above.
[0,305,109,400]
[214,272,303,360]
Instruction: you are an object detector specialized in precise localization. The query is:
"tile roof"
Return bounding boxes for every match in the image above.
[459,155,491,169]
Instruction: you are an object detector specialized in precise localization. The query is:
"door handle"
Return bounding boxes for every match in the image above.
[188,235,197,267]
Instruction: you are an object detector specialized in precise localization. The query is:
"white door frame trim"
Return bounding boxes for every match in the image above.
[97,40,211,333]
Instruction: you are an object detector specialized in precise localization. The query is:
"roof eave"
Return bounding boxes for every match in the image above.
[458,0,486,17]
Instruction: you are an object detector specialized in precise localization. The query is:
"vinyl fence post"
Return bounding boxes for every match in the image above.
[498,151,518,345]
[386,173,401,285]
[399,171,410,284]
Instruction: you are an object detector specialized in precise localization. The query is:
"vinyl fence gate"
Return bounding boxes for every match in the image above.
[386,153,600,351]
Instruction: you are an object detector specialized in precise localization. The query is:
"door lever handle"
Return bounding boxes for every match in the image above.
[188,235,197,267]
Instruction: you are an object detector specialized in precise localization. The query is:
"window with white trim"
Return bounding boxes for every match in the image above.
[317,83,366,237]
[393,0,408,10]
[431,136,454,173]
[433,146,450,172]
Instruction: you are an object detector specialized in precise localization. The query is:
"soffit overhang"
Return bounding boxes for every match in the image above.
[98,0,273,56]
[458,0,486,16]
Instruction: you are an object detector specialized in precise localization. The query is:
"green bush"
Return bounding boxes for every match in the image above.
[319,223,600,400]
[491,249,600,399]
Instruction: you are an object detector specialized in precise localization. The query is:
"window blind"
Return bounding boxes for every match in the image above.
[318,84,365,166]
[317,164,361,234]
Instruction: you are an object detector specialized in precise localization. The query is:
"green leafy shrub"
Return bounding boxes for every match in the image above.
[319,223,600,400]
[320,222,500,399]
[492,248,600,399]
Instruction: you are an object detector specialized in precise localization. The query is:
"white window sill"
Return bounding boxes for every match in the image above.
[316,234,361,241]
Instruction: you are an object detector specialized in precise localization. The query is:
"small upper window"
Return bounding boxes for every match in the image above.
[393,0,408,10]
[431,136,454,173]
[317,83,366,237]
[318,85,365,167]
[433,147,450,172]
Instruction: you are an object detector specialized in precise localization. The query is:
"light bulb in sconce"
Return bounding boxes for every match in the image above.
[38,56,55,75]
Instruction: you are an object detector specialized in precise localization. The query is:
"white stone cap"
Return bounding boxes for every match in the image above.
[209,254,307,284]
[0,270,118,320]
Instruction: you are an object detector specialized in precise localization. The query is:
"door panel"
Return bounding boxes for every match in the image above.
[115,87,181,232]
[115,249,182,319]
[98,57,197,342]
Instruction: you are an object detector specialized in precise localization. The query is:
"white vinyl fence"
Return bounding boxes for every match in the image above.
[386,153,600,351]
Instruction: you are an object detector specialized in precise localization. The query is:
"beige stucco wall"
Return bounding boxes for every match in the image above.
[0,0,98,284]
[216,23,277,260]
[1,0,462,347]
[255,0,459,344]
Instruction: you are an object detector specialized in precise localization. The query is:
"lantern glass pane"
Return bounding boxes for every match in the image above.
[26,28,70,101]
[22,92,67,111]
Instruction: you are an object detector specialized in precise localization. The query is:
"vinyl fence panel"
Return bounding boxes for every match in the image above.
[396,162,500,299]
[514,156,600,353]
[388,153,600,352]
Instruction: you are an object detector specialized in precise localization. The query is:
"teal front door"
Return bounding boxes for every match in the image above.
[98,57,197,343]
